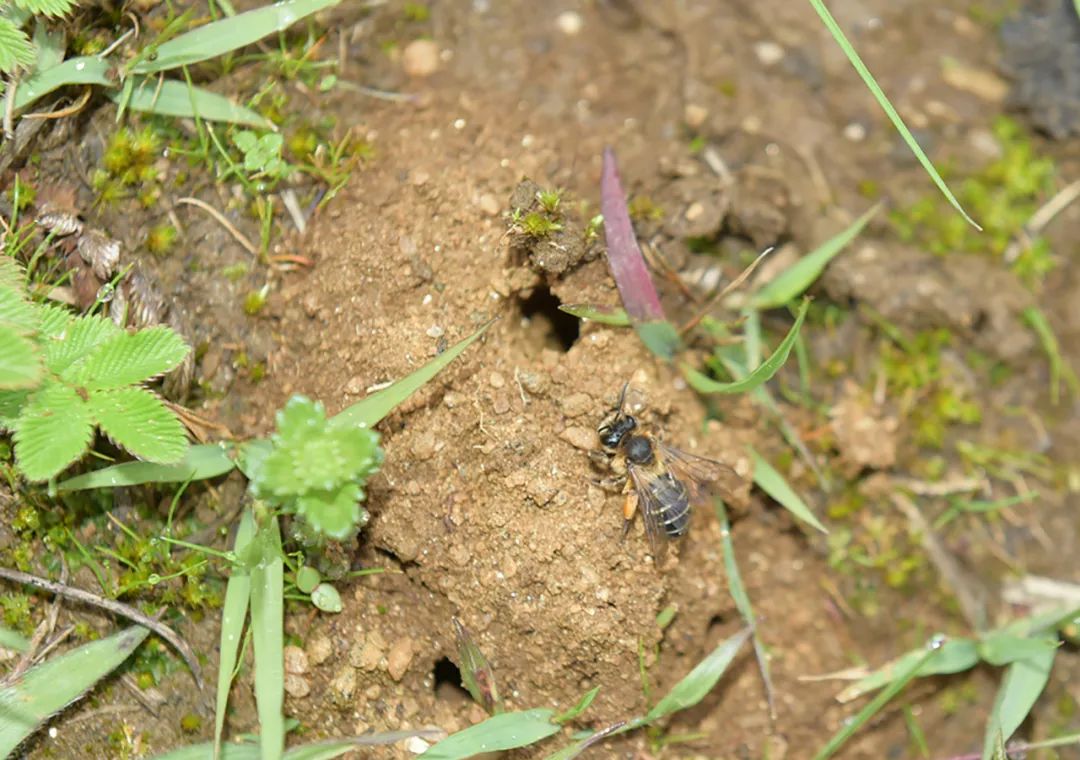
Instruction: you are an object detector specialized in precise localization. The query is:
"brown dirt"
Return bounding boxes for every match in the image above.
[17,0,1080,758]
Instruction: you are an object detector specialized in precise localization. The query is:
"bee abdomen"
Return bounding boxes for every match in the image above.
[651,475,691,537]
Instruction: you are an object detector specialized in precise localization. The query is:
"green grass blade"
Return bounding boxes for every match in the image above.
[814,640,943,760]
[558,303,630,326]
[1024,306,1080,404]
[808,0,980,230]
[0,626,29,652]
[132,0,341,74]
[215,509,256,757]
[980,642,1057,760]
[715,499,775,717]
[148,743,260,760]
[682,299,808,394]
[333,318,496,429]
[250,516,285,760]
[114,77,272,128]
[57,443,236,491]
[0,625,150,755]
[644,627,752,722]
[283,731,446,758]
[836,637,979,702]
[750,204,880,310]
[749,448,827,533]
[419,709,561,759]
[978,632,1058,667]
[553,686,600,724]
[14,56,112,111]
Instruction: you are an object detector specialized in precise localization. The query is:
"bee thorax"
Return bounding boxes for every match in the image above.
[624,435,654,465]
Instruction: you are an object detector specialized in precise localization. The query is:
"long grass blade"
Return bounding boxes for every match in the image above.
[980,642,1057,760]
[682,299,808,394]
[114,77,271,127]
[132,0,341,74]
[215,509,256,758]
[750,204,880,310]
[57,443,236,491]
[419,709,561,759]
[836,637,979,702]
[814,639,944,760]
[644,627,752,722]
[808,0,979,230]
[0,625,149,755]
[250,515,285,760]
[558,303,630,326]
[333,318,496,429]
[715,499,775,718]
[14,56,112,111]
[749,448,827,533]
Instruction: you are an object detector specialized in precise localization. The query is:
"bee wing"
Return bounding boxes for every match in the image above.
[628,464,673,564]
[656,442,741,508]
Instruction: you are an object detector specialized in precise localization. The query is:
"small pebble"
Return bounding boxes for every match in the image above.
[556,10,583,35]
[406,737,431,754]
[560,426,596,451]
[684,201,705,222]
[427,325,444,338]
[284,673,310,698]
[489,371,506,388]
[387,637,415,681]
[843,122,867,142]
[306,634,332,666]
[684,103,708,127]
[753,41,785,66]
[283,645,308,675]
[402,39,440,77]
[478,193,501,216]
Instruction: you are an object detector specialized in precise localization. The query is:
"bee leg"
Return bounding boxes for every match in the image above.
[593,475,626,493]
[620,484,638,540]
[587,449,611,468]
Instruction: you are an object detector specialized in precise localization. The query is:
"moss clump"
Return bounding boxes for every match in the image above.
[890,116,1056,286]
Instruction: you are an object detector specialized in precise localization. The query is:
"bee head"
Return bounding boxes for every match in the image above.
[598,414,636,449]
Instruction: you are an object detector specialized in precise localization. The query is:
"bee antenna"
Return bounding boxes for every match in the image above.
[616,381,630,416]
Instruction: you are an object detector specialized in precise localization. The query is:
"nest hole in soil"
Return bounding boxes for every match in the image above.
[517,283,580,352]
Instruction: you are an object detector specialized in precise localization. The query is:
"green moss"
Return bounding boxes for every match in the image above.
[145,224,178,255]
[890,116,1057,286]
[627,194,665,222]
[180,713,203,733]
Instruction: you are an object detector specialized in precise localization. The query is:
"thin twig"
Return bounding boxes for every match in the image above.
[23,87,94,121]
[177,197,258,258]
[679,247,773,336]
[0,566,203,691]
[1004,178,1080,263]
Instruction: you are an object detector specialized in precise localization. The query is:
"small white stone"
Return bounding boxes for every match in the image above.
[843,122,867,141]
[406,737,431,754]
[556,10,583,35]
[427,325,444,338]
[753,41,785,66]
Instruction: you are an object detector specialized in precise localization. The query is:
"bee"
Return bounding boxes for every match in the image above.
[591,382,740,561]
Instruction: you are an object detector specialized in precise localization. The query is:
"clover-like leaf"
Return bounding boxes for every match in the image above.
[89,386,188,464]
[295,483,363,539]
[0,326,42,390]
[257,395,382,497]
[0,284,39,335]
[43,314,120,376]
[75,325,190,389]
[13,382,93,481]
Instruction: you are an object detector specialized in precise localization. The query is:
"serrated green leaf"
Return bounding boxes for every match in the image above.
[76,325,190,388]
[645,627,751,722]
[0,17,35,75]
[37,303,73,338]
[14,55,112,111]
[43,314,120,376]
[750,448,828,534]
[57,443,236,490]
[13,382,93,481]
[295,484,363,539]
[980,642,1057,760]
[420,709,561,759]
[89,386,187,464]
[14,0,78,18]
[0,625,149,756]
[0,257,25,290]
[0,389,29,429]
[0,284,39,334]
[258,396,381,496]
[0,326,42,390]
[115,78,272,128]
